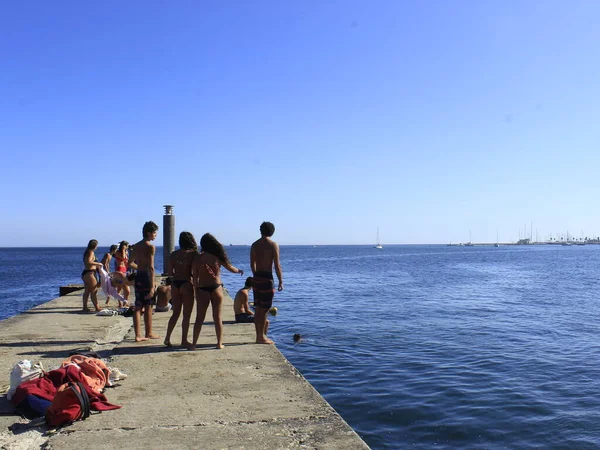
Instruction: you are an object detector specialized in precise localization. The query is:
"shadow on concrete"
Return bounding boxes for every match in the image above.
[112,341,251,356]
[0,340,96,347]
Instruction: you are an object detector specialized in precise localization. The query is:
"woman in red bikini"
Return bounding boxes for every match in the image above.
[114,241,130,301]
[164,231,198,348]
[81,239,103,312]
[191,233,244,350]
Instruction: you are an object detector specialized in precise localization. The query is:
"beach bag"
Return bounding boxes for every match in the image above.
[45,382,91,427]
[7,360,44,401]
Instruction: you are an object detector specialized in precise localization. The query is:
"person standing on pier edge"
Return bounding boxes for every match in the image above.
[81,239,104,312]
[128,221,160,342]
[250,222,283,344]
[191,233,244,350]
[164,231,198,348]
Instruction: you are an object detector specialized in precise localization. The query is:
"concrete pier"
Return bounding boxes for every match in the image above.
[0,287,369,449]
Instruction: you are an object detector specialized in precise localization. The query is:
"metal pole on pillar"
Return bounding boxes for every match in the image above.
[163,205,175,275]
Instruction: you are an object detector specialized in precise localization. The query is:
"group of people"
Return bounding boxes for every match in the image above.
[81,221,284,349]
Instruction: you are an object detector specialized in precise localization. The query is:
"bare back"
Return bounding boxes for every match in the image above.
[170,249,195,280]
[130,240,155,272]
[192,252,222,287]
[251,238,276,273]
[233,288,250,314]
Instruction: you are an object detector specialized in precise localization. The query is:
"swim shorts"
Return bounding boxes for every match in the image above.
[252,271,275,309]
[134,271,153,309]
[235,313,255,323]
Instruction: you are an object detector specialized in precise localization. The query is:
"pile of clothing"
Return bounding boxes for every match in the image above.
[8,354,126,428]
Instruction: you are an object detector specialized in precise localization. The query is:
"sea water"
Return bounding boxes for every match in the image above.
[1,245,599,449]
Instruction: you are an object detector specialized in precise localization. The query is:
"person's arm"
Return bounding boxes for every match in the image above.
[223,260,244,276]
[128,246,138,270]
[168,253,175,278]
[147,245,156,299]
[243,291,253,315]
[101,254,110,272]
[274,242,283,291]
[250,245,257,275]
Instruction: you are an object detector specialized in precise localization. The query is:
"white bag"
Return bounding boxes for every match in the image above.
[7,360,44,400]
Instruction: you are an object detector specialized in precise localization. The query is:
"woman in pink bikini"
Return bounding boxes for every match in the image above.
[114,241,130,301]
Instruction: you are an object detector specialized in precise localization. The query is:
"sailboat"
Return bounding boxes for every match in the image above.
[374,227,383,249]
[464,230,474,246]
[494,230,499,247]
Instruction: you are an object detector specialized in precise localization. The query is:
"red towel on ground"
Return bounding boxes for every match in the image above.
[11,364,120,411]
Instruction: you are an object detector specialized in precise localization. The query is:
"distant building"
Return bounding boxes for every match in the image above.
[516,238,531,245]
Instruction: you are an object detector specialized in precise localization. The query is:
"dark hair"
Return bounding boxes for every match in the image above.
[86,239,98,251]
[244,277,254,288]
[260,221,275,237]
[109,244,118,253]
[142,221,159,238]
[118,241,129,252]
[165,276,173,286]
[126,272,137,282]
[179,231,198,251]
[200,233,231,266]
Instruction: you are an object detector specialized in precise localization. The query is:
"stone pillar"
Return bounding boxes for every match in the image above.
[163,205,175,275]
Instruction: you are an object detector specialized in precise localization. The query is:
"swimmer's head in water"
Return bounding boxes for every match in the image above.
[244,277,254,288]
[142,221,159,239]
[87,239,98,251]
[179,231,198,252]
[260,221,275,237]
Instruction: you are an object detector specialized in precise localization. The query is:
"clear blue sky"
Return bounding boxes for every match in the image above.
[2,1,599,246]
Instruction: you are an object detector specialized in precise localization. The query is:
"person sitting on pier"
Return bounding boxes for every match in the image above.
[191,233,244,350]
[155,278,172,313]
[233,277,262,329]
[82,239,104,313]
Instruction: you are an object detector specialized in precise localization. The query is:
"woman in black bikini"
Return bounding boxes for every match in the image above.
[191,233,244,350]
[164,231,198,348]
[82,239,103,312]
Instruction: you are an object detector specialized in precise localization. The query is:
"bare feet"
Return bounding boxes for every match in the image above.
[135,336,149,342]
[216,343,225,349]
[164,340,172,347]
[82,308,90,313]
[146,334,160,339]
[256,338,274,345]
[188,345,197,351]
[181,341,192,349]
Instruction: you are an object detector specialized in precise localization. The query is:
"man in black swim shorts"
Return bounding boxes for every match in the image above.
[250,222,283,344]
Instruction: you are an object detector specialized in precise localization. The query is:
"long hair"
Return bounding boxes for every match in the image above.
[86,239,98,251]
[179,231,198,252]
[200,233,230,266]
[118,241,129,252]
[109,244,118,253]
